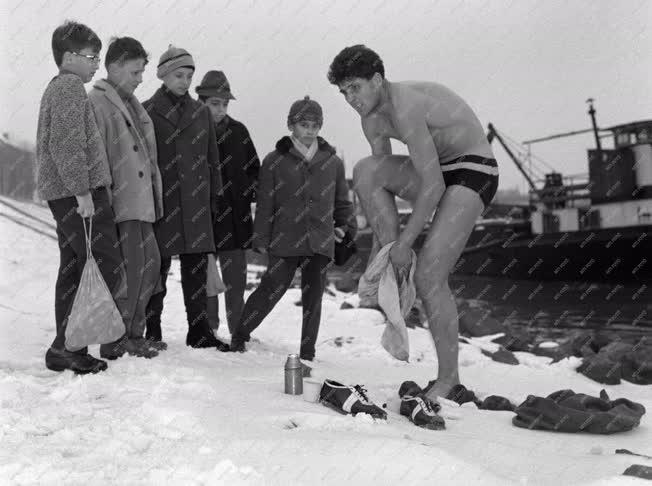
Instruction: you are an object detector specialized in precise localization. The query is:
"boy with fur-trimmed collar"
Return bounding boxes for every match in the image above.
[230,96,356,360]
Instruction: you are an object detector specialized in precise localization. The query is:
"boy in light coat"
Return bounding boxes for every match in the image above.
[89,37,165,359]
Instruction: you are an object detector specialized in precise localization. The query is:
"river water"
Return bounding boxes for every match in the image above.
[451,274,651,343]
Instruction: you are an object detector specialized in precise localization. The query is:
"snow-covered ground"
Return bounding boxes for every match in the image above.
[1,199,651,486]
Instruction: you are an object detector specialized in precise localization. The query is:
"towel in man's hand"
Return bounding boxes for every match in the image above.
[358,242,417,361]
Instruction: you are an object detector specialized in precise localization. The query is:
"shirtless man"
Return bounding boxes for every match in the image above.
[328,45,499,416]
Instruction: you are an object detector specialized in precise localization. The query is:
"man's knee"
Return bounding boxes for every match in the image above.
[352,156,381,189]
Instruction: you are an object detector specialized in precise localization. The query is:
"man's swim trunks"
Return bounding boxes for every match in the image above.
[440,154,499,208]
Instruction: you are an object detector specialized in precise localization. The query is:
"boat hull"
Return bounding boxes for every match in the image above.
[455,225,651,282]
[346,223,651,283]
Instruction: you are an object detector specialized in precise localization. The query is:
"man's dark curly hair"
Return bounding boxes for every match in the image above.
[327,45,385,85]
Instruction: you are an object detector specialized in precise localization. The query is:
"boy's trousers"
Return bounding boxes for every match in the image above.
[236,254,330,361]
[48,187,127,352]
[215,249,247,334]
[146,253,209,340]
[116,220,161,339]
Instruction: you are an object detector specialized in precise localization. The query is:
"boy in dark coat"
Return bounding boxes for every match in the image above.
[37,21,126,374]
[196,70,260,335]
[230,96,356,360]
[143,46,229,351]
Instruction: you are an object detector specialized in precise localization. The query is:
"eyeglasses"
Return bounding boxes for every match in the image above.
[72,51,101,63]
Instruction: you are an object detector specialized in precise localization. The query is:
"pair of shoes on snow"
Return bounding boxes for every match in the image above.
[398,381,446,430]
[319,380,387,420]
[186,328,230,351]
[100,336,159,360]
[46,347,108,374]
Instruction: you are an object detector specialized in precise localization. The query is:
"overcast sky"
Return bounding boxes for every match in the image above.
[1,0,650,192]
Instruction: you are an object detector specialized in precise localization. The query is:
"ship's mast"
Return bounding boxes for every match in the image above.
[586,98,602,153]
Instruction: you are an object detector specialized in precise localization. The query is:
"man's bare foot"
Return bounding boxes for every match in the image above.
[424,379,460,402]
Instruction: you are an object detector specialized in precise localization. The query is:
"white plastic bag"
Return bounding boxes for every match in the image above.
[206,253,227,297]
[64,218,125,351]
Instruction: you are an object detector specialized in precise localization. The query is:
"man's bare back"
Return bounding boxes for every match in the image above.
[362,81,494,163]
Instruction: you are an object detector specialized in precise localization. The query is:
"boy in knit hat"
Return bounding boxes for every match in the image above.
[196,70,260,335]
[37,21,127,373]
[143,46,229,351]
[230,96,356,360]
[88,37,164,359]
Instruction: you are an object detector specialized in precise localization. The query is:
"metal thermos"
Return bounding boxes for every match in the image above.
[284,354,303,395]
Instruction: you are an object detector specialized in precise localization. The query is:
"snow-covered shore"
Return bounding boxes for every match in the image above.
[1,200,650,485]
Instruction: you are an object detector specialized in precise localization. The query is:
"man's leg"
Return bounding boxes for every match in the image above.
[218,249,247,334]
[179,253,230,350]
[232,256,298,344]
[415,185,484,401]
[115,220,142,338]
[146,255,172,341]
[49,203,83,353]
[298,255,330,361]
[99,219,159,359]
[178,253,209,334]
[353,155,420,253]
[353,155,485,399]
[135,222,162,339]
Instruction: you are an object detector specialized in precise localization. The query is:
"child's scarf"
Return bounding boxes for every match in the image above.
[291,136,318,161]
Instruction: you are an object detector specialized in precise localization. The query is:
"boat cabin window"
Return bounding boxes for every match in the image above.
[579,208,601,230]
[616,132,633,146]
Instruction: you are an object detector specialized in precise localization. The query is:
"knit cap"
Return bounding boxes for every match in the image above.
[287,96,323,125]
[157,45,195,79]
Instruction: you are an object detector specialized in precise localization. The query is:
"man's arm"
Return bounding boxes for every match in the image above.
[362,115,392,156]
[394,101,446,249]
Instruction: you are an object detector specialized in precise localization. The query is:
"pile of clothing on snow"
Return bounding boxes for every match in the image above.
[423,381,646,434]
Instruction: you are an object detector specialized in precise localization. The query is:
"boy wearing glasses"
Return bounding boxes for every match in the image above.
[36,21,126,374]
